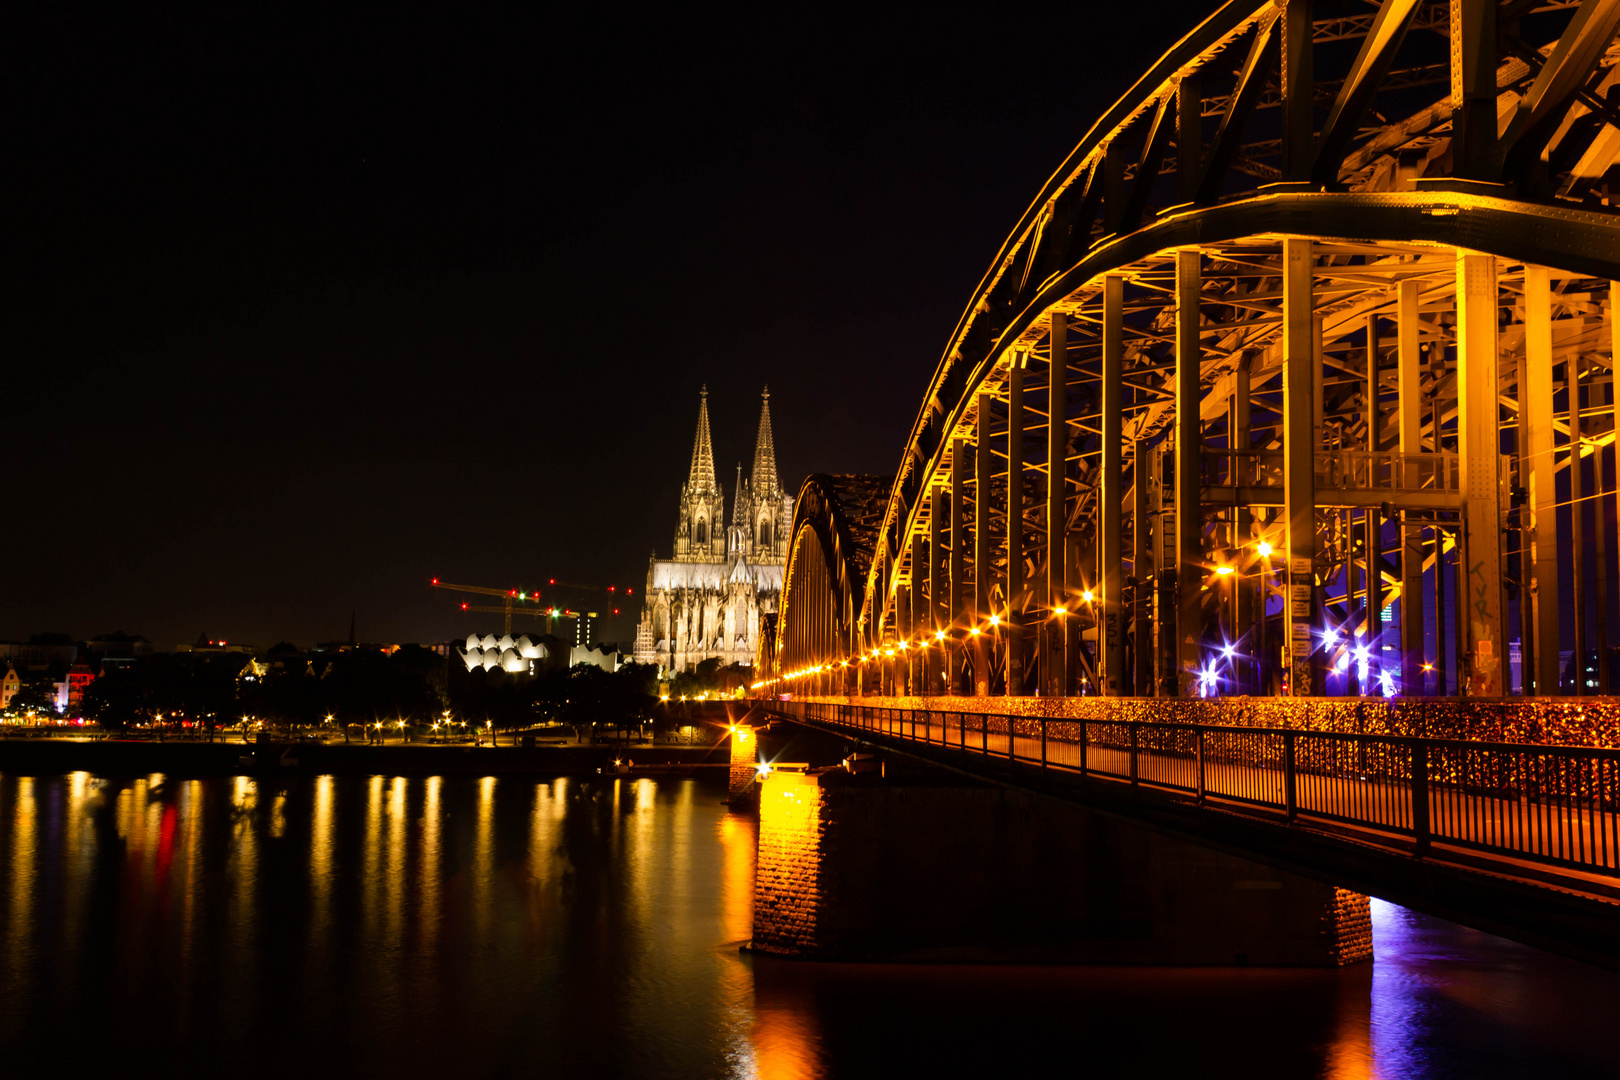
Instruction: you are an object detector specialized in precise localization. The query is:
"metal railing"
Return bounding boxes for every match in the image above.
[1200,448,1459,493]
[766,699,1620,879]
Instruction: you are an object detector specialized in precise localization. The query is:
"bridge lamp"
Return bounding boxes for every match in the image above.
[1256,541,1273,558]
[936,630,946,641]
[1081,590,1094,604]
[898,641,908,650]
[968,627,980,637]
[884,649,895,657]
[989,615,1000,627]
[1053,607,1067,617]
[1214,565,1235,577]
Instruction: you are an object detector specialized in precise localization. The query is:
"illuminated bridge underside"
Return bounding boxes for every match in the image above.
[770,0,1620,704]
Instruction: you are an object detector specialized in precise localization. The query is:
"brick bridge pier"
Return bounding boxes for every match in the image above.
[746,731,1370,966]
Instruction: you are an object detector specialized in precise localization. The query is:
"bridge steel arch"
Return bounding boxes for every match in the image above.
[769,475,891,695]
[768,0,1620,703]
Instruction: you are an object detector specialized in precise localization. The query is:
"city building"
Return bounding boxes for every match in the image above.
[638,386,792,673]
[569,645,624,672]
[0,666,18,708]
[85,632,153,672]
[66,661,95,709]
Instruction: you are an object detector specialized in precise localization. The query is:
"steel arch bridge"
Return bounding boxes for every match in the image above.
[767,0,1620,705]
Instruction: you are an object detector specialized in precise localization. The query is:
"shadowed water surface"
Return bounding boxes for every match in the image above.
[0,770,1616,1078]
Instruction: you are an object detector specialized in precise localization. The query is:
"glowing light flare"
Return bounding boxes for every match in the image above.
[1256,541,1273,558]
[1214,566,1235,576]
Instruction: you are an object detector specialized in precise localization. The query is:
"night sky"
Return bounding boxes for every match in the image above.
[11,2,1211,650]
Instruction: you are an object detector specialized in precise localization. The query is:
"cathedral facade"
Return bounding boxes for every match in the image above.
[635,387,794,674]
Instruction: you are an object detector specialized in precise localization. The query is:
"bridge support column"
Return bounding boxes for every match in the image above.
[896,581,910,697]
[1230,355,1254,693]
[1524,265,1561,696]
[1283,238,1319,695]
[950,435,967,694]
[728,724,757,802]
[750,760,1371,965]
[1046,311,1069,697]
[1133,441,1154,696]
[1397,278,1427,695]
[1457,252,1505,695]
[1100,274,1125,695]
[1007,352,1025,695]
[930,480,945,694]
[1175,249,1203,697]
[974,389,993,695]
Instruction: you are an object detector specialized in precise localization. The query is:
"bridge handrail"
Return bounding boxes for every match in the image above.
[760,697,1620,878]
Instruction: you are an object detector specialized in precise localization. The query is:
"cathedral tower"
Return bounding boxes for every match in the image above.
[741,386,794,562]
[674,386,726,561]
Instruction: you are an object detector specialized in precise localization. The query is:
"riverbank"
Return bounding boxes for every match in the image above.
[0,736,735,777]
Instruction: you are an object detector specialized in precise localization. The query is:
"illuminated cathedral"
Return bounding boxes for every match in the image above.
[635,387,793,673]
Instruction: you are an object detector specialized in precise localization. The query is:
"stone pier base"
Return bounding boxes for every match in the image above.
[728,724,759,803]
[751,763,1371,966]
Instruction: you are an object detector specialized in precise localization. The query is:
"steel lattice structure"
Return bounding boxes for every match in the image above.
[769,0,1620,702]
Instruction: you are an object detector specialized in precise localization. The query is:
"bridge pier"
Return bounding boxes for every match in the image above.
[751,758,1371,966]
[729,723,758,802]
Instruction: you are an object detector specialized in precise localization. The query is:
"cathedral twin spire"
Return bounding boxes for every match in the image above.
[685,384,781,503]
[687,385,719,495]
[751,386,780,498]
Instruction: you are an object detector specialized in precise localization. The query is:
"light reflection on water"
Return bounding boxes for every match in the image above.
[0,770,1614,1078]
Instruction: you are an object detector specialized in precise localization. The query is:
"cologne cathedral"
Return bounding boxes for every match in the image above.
[634,386,793,673]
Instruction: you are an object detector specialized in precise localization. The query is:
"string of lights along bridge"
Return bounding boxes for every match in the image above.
[430,577,627,635]
[763,0,1620,705]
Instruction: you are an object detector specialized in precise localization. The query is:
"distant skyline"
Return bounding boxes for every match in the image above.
[9,2,1211,649]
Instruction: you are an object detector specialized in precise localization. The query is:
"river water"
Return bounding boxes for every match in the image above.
[0,770,1616,1078]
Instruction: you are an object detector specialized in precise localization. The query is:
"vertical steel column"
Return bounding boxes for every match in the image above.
[896,578,910,697]
[1101,275,1125,695]
[1398,278,1426,693]
[950,435,966,695]
[1283,238,1318,695]
[1133,441,1153,696]
[1449,0,1498,181]
[974,391,993,695]
[1571,359,1588,694]
[929,481,944,694]
[1365,313,1383,686]
[1517,352,1535,694]
[1280,0,1315,183]
[1596,371,1613,694]
[1456,252,1504,696]
[1613,280,1620,691]
[1176,75,1202,203]
[1007,354,1025,695]
[1047,311,1069,697]
[1525,265,1561,695]
[1231,355,1253,692]
[1175,250,1203,697]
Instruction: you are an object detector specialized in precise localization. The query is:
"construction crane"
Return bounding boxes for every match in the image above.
[431,579,555,636]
